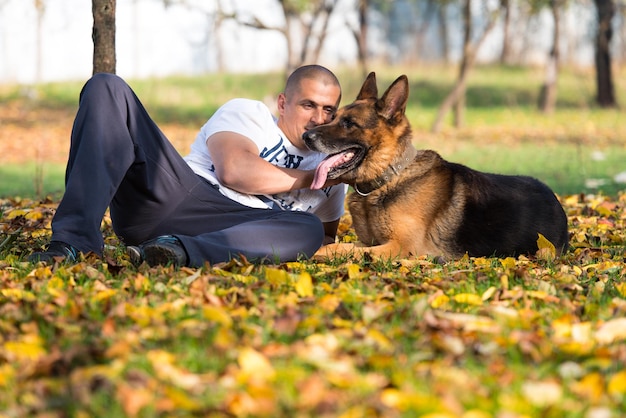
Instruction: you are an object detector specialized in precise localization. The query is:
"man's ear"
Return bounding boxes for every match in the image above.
[276,92,286,113]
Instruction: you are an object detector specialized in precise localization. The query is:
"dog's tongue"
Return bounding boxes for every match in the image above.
[311,151,354,190]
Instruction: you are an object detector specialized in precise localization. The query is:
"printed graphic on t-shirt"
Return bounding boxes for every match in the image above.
[260,138,304,169]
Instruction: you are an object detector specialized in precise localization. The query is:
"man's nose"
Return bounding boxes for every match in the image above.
[311,108,326,125]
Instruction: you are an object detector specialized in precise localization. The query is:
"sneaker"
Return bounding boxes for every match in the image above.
[129,235,188,267]
[28,241,79,264]
[126,245,143,266]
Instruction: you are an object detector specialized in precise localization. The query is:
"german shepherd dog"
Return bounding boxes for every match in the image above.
[305,72,569,260]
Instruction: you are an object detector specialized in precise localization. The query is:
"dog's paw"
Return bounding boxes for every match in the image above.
[313,243,358,262]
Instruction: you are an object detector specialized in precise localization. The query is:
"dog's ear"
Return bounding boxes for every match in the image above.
[356,72,378,100]
[378,75,408,121]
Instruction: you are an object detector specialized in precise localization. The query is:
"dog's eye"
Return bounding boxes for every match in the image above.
[340,118,356,129]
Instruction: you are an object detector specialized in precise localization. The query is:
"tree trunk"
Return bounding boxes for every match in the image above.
[594,0,617,107]
[357,0,368,77]
[432,0,498,133]
[303,1,336,65]
[500,0,511,64]
[453,0,472,128]
[437,3,449,64]
[92,0,116,74]
[34,0,45,83]
[538,0,560,113]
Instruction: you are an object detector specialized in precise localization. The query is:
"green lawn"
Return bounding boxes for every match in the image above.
[1,65,624,198]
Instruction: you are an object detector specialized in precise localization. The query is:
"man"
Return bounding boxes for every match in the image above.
[29,65,345,267]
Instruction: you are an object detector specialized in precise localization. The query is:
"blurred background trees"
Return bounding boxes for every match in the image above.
[2,0,623,118]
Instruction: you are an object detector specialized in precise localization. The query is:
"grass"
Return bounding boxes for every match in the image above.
[0,64,625,198]
[0,163,65,199]
[2,192,626,416]
[1,65,626,417]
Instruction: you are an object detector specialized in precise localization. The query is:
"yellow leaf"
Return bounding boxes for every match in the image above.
[203,305,233,328]
[25,210,43,220]
[462,411,492,418]
[3,340,46,361]
[500,257,516,270]
[380,388,410,410]
[148,350,202,390]
[93,289,118,302]
[213,327,236,348]
[347,263,366,280]
[571,373,604,403]
[277,291,299,308]
[5,209,27,219]
[294,272,314,297]
[0,364,15,387]
[1,288,36,302]
[500,274,509,290]
[366,329,393,351]
[164,386,201,411]
[481,286,497,301]
[231,274,258,284]
[318,294,341,312]
[473,257,491,267]
[430,293,449,309]
[284,262,307,270]
[615,282,626,298]
[453,293,483,306]
[31,228,50,238]
[238,347,275,382]
[608,370,626,397]
[133,273,151,292]
[47,276,65,290]
[536,233,556,260]
[264,267,290,287]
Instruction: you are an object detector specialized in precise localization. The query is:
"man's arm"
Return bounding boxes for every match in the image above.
[207,132,316,194]
[207,131,342,193]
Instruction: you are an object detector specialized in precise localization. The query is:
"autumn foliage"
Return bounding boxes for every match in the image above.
[1,192,626,417]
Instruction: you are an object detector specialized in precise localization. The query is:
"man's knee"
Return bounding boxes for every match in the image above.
[81,73,128,99]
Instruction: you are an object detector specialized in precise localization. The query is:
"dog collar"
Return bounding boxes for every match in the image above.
[354,146,418,196]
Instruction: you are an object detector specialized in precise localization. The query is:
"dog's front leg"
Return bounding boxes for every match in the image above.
[313,241,406,261]
[313,243,359,261]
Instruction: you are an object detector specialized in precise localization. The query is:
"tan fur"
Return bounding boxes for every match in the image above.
[316,151,464,260]
[304,72,569,261]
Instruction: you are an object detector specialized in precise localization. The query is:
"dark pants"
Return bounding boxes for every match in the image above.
[50,73,325,266]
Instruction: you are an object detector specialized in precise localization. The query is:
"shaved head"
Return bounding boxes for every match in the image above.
[284,65,342,102]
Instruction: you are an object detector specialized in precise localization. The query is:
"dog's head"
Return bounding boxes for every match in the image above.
[304,72,412,189]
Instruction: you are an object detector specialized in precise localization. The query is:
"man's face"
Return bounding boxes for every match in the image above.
[277,78,341,150]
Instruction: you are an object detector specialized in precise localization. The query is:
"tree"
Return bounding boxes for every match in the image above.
[594,0,617,107]
[345,0,369,77]
[34,0,46,83]
[500,0,512,64]
[230,0,339,73]
[538,0,563,113]
[431,0,499,132]
[92,0,116,74]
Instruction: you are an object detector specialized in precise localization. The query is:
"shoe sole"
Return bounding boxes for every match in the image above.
[142,245,184,267]
[126,246,143,266]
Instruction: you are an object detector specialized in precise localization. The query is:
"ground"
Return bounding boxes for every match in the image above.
[0,100,197,165]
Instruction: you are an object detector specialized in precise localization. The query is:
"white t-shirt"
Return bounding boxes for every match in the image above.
[184,98,346,223]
